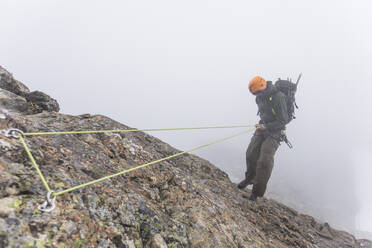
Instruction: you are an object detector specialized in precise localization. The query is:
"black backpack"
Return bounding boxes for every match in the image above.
[274,73,301,122]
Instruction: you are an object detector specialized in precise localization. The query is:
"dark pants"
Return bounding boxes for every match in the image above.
[245,130,280,197]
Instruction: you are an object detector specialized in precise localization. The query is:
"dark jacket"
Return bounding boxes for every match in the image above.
[256,82,289,131]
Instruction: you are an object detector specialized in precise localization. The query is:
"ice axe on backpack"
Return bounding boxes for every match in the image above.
[294,73,302,109]
[296,73,302,85]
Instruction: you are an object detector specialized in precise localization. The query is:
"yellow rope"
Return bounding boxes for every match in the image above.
[23,125,254,136]
[15,125,255,198]
[19,135,51,192]
[53,128,254,196]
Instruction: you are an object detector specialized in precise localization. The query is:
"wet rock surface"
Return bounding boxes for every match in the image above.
[0,66,371,248]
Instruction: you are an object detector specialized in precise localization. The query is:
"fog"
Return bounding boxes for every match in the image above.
[1,0,371,238]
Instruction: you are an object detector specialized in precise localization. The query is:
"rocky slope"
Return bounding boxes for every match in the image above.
[0,66,371,248]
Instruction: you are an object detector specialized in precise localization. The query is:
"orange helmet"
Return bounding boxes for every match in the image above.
[249,76,267,94]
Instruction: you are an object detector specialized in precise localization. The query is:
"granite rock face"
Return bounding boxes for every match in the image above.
[0,66,371,248]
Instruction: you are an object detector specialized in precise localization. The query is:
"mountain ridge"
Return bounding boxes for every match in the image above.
[1,66,371,248]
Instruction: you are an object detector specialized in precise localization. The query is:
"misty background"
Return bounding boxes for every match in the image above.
[1,0,371,238]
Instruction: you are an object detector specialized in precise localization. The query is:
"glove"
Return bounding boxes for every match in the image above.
[255,124,266,130]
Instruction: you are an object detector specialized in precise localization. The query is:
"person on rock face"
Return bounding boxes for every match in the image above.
[238,76,290,201]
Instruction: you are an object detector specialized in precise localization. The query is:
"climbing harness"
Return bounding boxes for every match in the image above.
[1,125,254,212]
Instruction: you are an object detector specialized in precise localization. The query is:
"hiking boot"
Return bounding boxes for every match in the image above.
[237,179,250,189]
[249,193,257,202]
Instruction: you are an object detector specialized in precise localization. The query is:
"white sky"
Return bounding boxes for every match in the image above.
[1,0,371,237]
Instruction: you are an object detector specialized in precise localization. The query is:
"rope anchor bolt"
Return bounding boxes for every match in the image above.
[38,191,56,212]
[0,128,24,139]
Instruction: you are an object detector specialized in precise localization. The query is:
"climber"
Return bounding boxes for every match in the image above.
[238,76,290,202]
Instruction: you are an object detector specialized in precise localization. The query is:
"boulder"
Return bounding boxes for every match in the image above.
[25,91,60,113]
[0,66,30,97]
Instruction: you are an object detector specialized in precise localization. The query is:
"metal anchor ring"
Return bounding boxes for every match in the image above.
[0,128,24,139]
[38,191,56,212]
